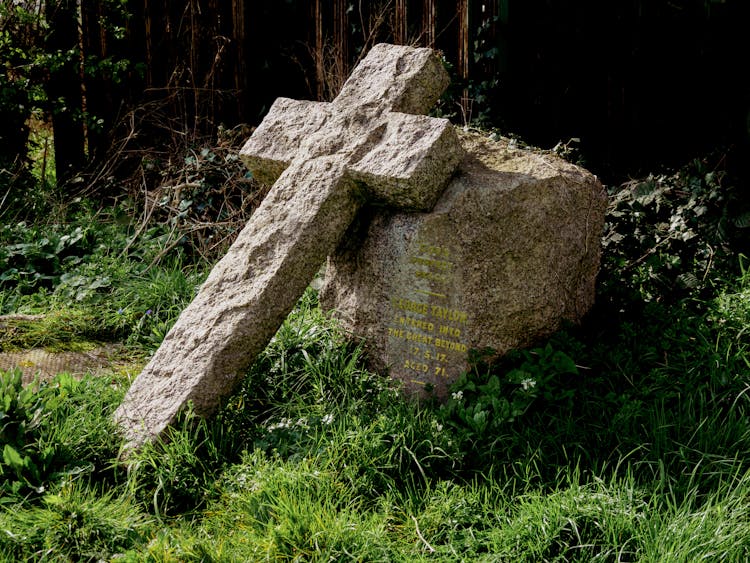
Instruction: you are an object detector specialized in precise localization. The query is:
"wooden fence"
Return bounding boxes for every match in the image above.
[60,0,748,179]
[106,1,502,122]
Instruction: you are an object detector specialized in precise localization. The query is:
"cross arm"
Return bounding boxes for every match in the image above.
[348,113,463,211]
[240,97,332,185]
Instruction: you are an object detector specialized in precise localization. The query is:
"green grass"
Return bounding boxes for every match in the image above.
[0,209,206,352]
[0,484,148,561]
[0,162,749,560]
[1,274,748,560]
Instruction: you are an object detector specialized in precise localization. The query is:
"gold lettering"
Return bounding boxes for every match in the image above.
[388,327,434,345]
[414,270,449,284]
[417,242,451,259]
[410,256,453,271]
[388,327,405,339]
[430,305,468,324]
[403,331,433,345]
[391,297,428,316]
[434,338,468,353]
[422,350,449,363]
[438,325,461,337]
[403,359,429,373]
[397,316,435,332]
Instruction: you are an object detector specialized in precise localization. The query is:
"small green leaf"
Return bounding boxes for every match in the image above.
[3,444,24,470]
[551,351,578,374]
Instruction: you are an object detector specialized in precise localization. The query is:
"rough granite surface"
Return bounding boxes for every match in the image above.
[320,130,607,398]
[114,43,463,449]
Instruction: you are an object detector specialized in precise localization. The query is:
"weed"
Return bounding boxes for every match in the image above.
[0,221,95,297]
[0,483,149,562]
[0,369,123,501]
[438,343,579,467]
[0,151,749,560]
[0,206,207,352]
[601,156,749,308]
[126,407,238,518]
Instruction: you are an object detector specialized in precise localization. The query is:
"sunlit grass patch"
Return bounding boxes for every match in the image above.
[0,159,749,559]
[0,483,149,562]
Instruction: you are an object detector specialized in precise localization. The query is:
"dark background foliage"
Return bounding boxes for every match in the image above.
[2,0,749,199]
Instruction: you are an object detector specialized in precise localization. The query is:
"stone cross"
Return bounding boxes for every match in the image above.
[114,43,463,449]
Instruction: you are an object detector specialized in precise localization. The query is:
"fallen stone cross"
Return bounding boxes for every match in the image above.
[321,131,607,398]
[115,43,463,449]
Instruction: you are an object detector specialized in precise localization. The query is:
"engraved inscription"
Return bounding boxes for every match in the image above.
[386,240,469,390]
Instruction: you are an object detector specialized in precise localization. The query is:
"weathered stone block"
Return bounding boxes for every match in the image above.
[320,131,607,398]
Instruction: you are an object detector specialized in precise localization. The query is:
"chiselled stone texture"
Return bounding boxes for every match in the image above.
[320,130,607,399]
[114,44,462,450]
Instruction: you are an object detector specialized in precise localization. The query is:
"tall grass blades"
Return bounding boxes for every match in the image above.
[0,484,149,561]
[0,158,749,559]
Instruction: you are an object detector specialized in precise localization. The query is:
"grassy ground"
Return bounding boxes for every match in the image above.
[0,153,749,561]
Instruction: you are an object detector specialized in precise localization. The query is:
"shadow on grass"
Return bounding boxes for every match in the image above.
[478,293,750,502]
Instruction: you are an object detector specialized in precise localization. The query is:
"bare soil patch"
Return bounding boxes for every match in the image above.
[1,315,143,384]
[0,343,139,385]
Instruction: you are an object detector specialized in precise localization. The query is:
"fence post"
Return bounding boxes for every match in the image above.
[423,0,436,47]
[395,0,408,44]
[45,0,85,182]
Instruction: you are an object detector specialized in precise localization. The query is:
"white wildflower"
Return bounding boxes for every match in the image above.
[267,418,292,432]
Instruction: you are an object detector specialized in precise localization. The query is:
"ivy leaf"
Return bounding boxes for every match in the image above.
[551,351,578,375]
[734,213,750,229]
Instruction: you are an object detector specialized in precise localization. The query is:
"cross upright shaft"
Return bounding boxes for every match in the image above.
[114,44,463,450]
